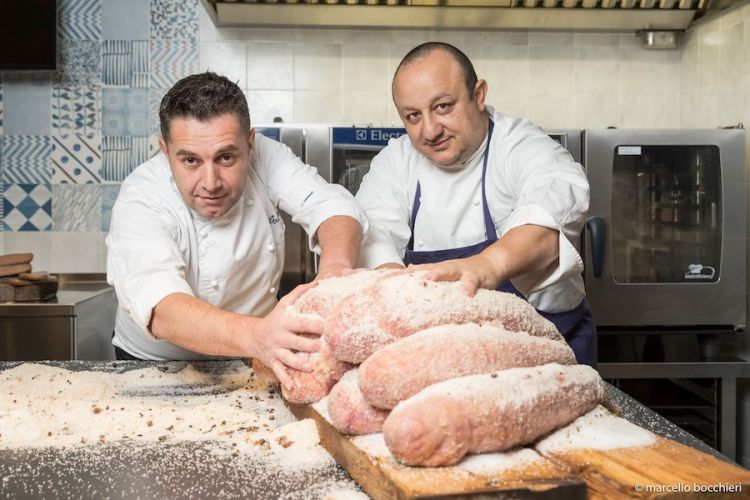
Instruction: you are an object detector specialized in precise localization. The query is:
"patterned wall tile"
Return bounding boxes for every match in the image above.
[151,0,198,41]
[52,85,100,134]
[58,0,102,41]
[56,40,102,86]
[2,183,52,231]
[102,41,149,87]
[52,184,101,231]
[101,184,121,232]
[149,87,167,136]
[1,136,52,184]
[0,177,4,230]
[0,85,3,134]
[150,40,198,89]
[52,133,102,184]
[102,89,149,136]
[102,136,149,182]
[102,0,151,41]
[3,77,52,136]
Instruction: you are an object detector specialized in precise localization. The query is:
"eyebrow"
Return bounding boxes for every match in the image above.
[175,145,240,157]
[398,93,453,112]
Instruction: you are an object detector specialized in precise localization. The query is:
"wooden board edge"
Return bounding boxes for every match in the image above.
[288,402,408,500]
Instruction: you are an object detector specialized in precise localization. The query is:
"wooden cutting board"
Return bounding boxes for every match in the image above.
[287,403,750,500]
[288,403,586,499]
[542,438,750,499]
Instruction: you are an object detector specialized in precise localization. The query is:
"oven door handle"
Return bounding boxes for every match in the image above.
[586,216,606,278]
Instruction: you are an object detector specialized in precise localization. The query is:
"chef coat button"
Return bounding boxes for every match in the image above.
[210,280,219,288]
[266,242,274,251]
[418,240,424,247]
[200,230,208,238]
[419,196,424,203]
[473,199,480,206]
[269,286,276,294]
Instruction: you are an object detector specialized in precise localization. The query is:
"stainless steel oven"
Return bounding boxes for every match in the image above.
[583,128,746,330]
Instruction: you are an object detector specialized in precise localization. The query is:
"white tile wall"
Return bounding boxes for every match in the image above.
[199,41,247,88]
[3,232,53,273]
[50,232,107,273]
[246,42,294,90]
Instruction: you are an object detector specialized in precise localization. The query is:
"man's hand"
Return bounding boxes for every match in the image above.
[411,253,500,297]
[408,225,559,297]
[249,282,322,390]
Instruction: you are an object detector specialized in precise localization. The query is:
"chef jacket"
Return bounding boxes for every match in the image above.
[107,133,369,360]
[356,106,589,313]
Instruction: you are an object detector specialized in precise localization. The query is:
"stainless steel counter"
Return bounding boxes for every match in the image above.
[0,274,117,361]
[0,360,735,499]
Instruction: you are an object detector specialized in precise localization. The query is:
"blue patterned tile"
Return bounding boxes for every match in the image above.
[56,40,102,86]
[151,0,198,41]
[102,136,149,182]
[150,40,198,89]
[52,133,102,184]
[1,136,53,184]
[52,85,100,134]
[2,183,52,232]
[101,184,121,232]
[2,77,52,136]
[102,0,150,41]
[102,89,149,136]
[149,87,167,136]
[52,184,101,231]
[58,0,102,41]
[102,41,149,87]
[0,86,3,134]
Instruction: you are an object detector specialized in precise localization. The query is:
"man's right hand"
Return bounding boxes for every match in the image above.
[248,282,322,390]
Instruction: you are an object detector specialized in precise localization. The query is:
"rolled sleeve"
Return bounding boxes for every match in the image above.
[494,127,590,295]
[106,197,195,338]
[292,183,369,252]
[502,203,584,294]
[357,232,404,269]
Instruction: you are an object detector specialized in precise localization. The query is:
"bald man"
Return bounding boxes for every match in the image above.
[355,42,597,366]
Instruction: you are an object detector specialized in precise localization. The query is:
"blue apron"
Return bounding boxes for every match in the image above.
[404,119,598,367]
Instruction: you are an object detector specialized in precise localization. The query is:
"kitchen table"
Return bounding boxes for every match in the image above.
[0,360,736,499]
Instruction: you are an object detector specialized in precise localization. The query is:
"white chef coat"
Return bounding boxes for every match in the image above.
[356,107,589,313]
[106,133,368,360]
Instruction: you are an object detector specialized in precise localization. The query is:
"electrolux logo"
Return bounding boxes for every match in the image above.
[356,130,367,141]
[370,129,404,141]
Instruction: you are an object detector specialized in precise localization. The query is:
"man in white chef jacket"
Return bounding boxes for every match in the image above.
[106,72,368,388]
[356,42,597,366]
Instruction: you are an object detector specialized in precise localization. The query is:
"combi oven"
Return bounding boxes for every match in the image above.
[583,128,746,331]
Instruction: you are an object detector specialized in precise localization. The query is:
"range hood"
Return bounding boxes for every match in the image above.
[201,0,738,32]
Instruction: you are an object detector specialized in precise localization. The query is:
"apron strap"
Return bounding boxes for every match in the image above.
[408,116,495,252]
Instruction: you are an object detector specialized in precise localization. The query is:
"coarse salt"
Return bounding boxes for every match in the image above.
[535,405,656,452]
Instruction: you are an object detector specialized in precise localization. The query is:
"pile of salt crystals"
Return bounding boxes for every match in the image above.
[0,361,350,471]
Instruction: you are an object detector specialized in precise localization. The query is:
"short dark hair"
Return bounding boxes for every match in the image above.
[159,72,251,143]
[393,42,478,98]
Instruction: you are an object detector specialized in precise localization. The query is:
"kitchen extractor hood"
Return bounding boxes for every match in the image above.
[201,0,741,32]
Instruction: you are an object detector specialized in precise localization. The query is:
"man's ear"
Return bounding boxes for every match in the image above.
[158,136,168,156]
[474,79,488,112]
[248,128,256,151]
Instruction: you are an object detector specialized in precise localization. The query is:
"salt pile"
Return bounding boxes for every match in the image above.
[535,405,657,452]
[0,361,368,498]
